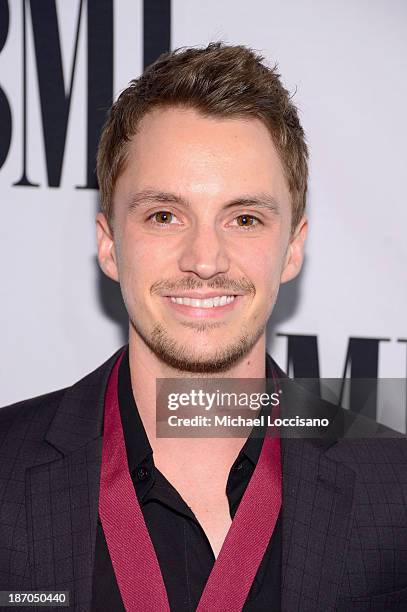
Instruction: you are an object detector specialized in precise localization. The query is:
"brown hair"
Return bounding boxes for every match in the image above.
[97,42,308,231]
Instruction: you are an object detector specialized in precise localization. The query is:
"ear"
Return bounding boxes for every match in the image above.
[96,212,119,282]
[280,216,308,284]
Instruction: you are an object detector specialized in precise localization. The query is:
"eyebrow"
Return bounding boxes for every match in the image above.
[126,190,281,215]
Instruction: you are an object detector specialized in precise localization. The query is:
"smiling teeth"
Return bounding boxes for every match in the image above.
[170,295,235,308]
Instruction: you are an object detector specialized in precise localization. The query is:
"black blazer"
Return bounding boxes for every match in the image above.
[1,348,407,611]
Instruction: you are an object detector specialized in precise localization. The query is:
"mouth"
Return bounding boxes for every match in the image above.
[164,293,241,318]
[170,295,236,308]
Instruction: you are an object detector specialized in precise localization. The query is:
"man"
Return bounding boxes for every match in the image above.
[1,42,406,611]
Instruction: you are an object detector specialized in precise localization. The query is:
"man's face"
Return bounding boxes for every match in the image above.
[97,107,307,373]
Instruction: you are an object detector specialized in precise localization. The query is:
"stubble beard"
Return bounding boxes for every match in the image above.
[130,317,266,374]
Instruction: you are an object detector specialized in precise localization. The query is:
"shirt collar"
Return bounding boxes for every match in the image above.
[118,347,153,472]
[237,353,281,465]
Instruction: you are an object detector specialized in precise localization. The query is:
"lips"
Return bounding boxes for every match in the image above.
[165,293,240,319]
[169,295,235,308]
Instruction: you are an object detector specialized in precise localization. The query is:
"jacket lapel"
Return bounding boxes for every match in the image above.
[276,372,356,612]
[281,437,355,611]
[25,348,123,610]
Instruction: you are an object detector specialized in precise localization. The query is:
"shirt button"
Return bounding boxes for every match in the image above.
[136,466,149,481]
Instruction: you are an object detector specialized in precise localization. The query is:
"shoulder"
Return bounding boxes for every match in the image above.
[0,388,67,418]
[327,432,407,468]
[0,346,125,445]
[0,388,68,446]
[329,407,407,462]
[0,388,68,424]
[323,417,407,502]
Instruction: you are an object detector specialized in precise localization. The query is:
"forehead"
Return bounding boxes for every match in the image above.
[114,106,291,210]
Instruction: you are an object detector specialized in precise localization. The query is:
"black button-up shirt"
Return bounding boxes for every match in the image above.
[91,349,282,611]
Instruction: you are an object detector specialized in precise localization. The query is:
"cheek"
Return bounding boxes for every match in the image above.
[234,240,283,287]
[233,240,286,322]
[117,232,172,299]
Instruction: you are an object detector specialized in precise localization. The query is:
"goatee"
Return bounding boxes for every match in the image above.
[131,319,265,374]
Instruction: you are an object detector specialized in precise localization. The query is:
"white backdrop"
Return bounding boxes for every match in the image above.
[1,0,406,430]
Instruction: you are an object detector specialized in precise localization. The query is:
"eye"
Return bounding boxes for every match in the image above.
[233,214,260,228]
[149,211,180,225]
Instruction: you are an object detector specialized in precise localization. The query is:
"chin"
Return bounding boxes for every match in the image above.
[151,349,248,374]
[131,318,265,374]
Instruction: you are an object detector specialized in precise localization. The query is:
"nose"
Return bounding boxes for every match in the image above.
[178,223,230,279]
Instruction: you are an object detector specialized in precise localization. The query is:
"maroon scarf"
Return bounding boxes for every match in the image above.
[99,352,282,611]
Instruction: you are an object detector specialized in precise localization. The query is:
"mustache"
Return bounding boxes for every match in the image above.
[151,276,255,296]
